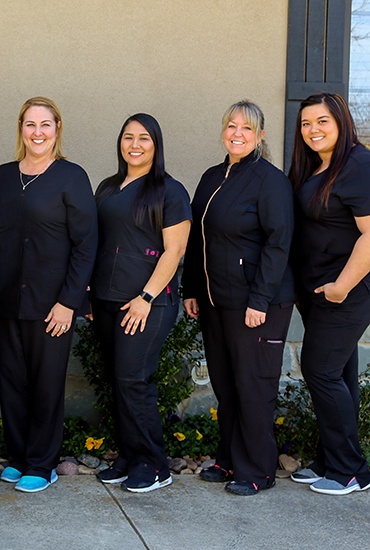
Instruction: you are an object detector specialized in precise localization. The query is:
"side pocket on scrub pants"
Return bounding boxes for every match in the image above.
[257,337,285,379]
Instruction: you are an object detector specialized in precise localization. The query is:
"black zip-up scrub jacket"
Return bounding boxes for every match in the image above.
[182,152,295,313]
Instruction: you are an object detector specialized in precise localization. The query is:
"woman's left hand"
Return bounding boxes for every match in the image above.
[45,302,74,337]
[314,282,348,303]
[120,296,151,335]
[245,307,266,328]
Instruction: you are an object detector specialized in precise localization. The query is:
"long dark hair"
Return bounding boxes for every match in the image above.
[96,113,167,232]
[288,92,359,209]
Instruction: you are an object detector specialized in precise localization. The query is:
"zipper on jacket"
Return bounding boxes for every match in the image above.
[201,164,233,306]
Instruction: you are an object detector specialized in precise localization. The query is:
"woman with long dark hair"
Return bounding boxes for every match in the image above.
[91,113,191,492]
[289,92,370,495]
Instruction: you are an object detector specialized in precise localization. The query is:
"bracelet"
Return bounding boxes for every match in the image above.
[140,291,155,304]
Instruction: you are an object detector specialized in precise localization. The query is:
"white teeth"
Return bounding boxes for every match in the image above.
[130,152,142,156]
[33,140,44,144]
[231,140,244,145]
[311,137,324,141]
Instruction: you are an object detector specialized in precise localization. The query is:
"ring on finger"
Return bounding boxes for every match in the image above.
[61,325,67,330]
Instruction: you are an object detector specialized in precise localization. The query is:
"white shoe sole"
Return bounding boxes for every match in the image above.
[310,481,360,495]
[124,475,173,493]
[0,475,22,483]
[356,482,370,492]
[15,473,58,493]
[99,475,128,484]
[291,475,323,484]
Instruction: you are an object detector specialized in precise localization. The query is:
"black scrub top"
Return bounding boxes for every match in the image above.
[92,175,191,305]
[295,144,370,293]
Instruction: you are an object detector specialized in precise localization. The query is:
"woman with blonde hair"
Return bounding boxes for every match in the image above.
[182,100,294,496]
[0,97,97,492]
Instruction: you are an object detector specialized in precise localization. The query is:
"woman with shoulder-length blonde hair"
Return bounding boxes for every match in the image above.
[0,96,97,493]
[182,100,295,496]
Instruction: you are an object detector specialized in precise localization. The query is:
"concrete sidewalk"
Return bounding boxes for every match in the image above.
[0,474,369,550]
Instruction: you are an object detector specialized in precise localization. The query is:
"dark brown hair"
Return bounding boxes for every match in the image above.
[288,92,359,209]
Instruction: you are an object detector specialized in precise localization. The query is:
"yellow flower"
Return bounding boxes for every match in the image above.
[93,437,105,450]
[174,432,186,441]
[196,430,203,440]
[85,437,95,451]
[210,407,218,421]
[85,436,105,451]
[275,416,284,425]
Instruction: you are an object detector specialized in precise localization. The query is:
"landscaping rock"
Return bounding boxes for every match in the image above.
[64,456,79,465]
[103,450,118,461]
[57,461,79,476]
[78,464,98,475]
[186,459,198,471]
[200,458,215,470]
[77,454,100,469]
[169,457,187,473]
[180,468,194,475]
[278,454,300,473]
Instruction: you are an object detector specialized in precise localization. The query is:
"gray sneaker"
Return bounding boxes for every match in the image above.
[310,476,360,495]
[291,468,322,484]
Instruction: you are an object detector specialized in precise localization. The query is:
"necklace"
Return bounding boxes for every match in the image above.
[19,171,42,191]
[19,160,54,191]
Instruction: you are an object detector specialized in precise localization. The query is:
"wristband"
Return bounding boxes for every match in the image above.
[140,291,155,304]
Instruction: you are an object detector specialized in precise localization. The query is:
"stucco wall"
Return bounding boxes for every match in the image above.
[0,0,289,193]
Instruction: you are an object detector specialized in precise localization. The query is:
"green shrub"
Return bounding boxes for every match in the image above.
[61,416,110,458]
[163,409,220,458]
[274,376,319,463]
[359,369,370,463]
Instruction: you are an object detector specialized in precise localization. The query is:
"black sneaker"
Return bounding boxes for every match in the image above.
[199,464,233,483]
[96,466,128,484]
[121,463,173,493]
[225,479,276,496]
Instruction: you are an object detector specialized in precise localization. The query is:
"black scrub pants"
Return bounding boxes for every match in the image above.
[199,301,293,488]
[0,318,75,481]
[300,282,370,488]
[92,298,178,478]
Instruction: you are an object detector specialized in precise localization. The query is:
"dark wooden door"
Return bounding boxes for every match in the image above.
[284,0,352,170]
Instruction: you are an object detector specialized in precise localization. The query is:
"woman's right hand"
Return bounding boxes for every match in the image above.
[184,298,199,318]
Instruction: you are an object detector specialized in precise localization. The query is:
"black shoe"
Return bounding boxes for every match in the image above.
[225,479,276,496]
[199,464,233,483]
[121,463,172,493]
[96,466,128,484]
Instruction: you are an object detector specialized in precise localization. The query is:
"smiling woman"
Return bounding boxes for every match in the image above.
[119,121,155,187]
[182,99,295,497]
[0,96,97,494]
[222,111,262,164]
[289,92,370,496]
[300,104,339,172]
[90,112,192,494]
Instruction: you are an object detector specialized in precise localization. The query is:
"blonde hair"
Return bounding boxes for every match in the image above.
[16,96,66,161]
[222,99,271,161]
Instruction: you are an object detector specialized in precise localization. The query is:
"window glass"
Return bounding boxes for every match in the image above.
[350,0,370,146]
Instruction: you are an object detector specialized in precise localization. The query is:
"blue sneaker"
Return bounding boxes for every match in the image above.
[1,466,22,483]
[15,469,58,493]
[310,476,360,495]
